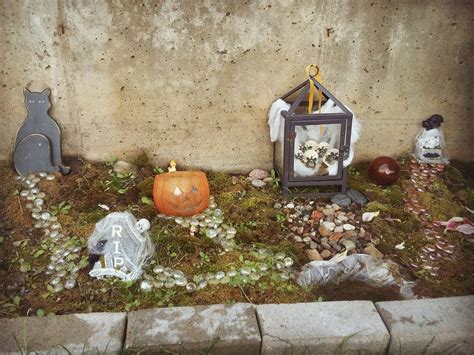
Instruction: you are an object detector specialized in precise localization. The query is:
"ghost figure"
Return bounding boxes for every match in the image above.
[419,128,441,149]
[413,114,449,164]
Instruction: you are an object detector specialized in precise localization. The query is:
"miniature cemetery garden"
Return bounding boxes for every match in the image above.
[0,153,473,318]
[0,75,473,319]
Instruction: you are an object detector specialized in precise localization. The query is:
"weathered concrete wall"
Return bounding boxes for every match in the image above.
[1,0,472,171]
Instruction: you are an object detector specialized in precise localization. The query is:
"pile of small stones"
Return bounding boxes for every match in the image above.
[157,196,237,251]
[16,173,85,292]
[140,248,295,292]
[248,168,272,188]
[403,160,455,276]
[276,200,377,260]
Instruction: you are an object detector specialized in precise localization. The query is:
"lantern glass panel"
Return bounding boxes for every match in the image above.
[292,122,342,178]
[274,128,285,175]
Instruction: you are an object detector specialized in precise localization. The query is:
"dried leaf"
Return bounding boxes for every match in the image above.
[362,211,380,222]
[329,250,348,262]
[395,241,405,250]
[383,217,402,223]
[455,224,474,235]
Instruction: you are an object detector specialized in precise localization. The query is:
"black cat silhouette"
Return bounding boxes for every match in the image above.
[14,88,70,175]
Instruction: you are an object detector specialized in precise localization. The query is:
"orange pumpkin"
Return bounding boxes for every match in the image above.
[153,171,210,216]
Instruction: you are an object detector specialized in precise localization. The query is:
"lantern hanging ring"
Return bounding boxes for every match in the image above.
[306,64,320,78]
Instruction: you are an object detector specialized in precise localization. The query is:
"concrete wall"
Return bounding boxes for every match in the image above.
[1,0,472,171]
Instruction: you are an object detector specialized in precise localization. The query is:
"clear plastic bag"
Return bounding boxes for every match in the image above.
[297,254,415,299]
[413,114,449,164]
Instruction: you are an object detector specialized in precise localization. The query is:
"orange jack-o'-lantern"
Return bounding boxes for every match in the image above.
[153,171,210,216]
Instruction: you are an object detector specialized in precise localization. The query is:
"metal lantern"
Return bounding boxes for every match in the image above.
[273,74,353,198]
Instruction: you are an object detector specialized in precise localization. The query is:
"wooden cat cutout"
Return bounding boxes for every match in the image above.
[14,88,70,175]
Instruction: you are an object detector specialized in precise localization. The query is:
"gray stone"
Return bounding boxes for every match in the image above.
[251,178,266,188]
[331,193,352,206]
[257,301,389,354]
[347,189,368,205]
[249,168,269,180]
[376,296,474,355]
[112,160,138,175]
[0,312,126,354]
[126,303,261,354]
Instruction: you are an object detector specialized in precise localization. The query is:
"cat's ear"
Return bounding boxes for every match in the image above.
[23,87,31,96]
[41,88,51,97]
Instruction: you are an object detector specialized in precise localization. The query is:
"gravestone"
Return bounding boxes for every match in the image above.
[88,212,154,281]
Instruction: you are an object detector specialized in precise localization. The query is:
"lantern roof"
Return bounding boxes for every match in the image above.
[281,77,351,117]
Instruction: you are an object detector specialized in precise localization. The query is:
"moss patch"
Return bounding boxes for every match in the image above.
[1,156,473,318]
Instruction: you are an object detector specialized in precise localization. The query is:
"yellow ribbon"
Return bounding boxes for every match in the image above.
[306,64,324,134]
[305,64,323,114]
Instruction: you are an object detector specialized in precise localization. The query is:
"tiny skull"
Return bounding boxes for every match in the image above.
[304,139,318,151]
[136,218,151,233]
[295,149,304,161]
[298,143,308,153]
[303,149,318,168]
[316,142,329,158]
[323,148,340,166]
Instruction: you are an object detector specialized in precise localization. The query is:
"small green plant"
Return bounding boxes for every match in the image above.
[348,165,360,176]
[199,251,210,263]
[141,196,153,206]
[51,201,71,216]
[235,220,257,232]
[237,190,247,200]
[103,170,136,195]
[270,169,280,189]
[104,156,118,168]
[153,166,165,174]
[125,299,141,312]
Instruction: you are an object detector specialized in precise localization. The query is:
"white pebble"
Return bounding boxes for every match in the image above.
[343,223,356,231]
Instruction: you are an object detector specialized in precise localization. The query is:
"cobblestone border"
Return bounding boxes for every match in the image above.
[0,296,472,354]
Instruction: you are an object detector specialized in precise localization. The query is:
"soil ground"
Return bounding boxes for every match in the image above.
[0,155,472,317]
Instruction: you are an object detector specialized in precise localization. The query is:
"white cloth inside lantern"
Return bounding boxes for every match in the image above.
[268,99,361,177]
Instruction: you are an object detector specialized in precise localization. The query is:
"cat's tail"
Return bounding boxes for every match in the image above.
[58,165,71,175]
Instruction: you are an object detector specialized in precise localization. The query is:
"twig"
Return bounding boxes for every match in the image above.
[82,173,91,188]
[17,196,23,214]
[239,285,253,304]
[170,255,185,269]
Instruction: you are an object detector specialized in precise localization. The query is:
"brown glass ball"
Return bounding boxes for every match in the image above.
[368,156,400,186]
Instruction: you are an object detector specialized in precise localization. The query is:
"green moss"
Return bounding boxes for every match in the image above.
[457,188,474,209]
[133,151,149,169]
[419,192,462,220]
[365,202,420,234]
[137,176,154,196]
[365,201,392,213]
[348,175,404,206]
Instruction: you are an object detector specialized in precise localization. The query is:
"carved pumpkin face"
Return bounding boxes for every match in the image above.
[153,171,210,216]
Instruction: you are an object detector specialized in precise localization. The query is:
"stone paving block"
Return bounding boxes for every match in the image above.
[126,303,260,354]
[0,312,126,354]
[256,301,389,354]
[376,296,474,354]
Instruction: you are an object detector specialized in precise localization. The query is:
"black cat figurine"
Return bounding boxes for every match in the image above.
[14,88,70,175]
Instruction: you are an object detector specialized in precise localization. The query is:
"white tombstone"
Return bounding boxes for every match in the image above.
[88,212,154,281]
